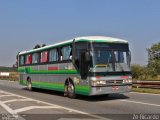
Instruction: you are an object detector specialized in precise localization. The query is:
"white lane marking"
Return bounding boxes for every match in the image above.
[0,100,17,115]
[0,94,15,98]
[131,92,160,96]
[15,106,60,113]
[59,119,99,120]
[3,98,33,104]
[9,81,14,82]
[0,90,110,120]
[120,100,160,107]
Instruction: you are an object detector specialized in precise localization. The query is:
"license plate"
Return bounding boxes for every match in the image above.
[112,86,119,90]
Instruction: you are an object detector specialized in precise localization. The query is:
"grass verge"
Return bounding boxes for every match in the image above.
[0,72,19,81]
[132,88,160,94]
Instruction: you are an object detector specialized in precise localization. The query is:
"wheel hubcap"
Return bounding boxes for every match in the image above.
[68,84,74,93]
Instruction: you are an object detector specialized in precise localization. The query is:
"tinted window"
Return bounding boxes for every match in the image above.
[40,51,48,63]
[92,43,129,50]
[32,53,40,64]
[25,54,32,65]
[75,42,88,69]
[20,56,24,65]
[49,49,58,62]
[61,46,72,60]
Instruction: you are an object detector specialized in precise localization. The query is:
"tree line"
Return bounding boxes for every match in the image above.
[131,42,160,80]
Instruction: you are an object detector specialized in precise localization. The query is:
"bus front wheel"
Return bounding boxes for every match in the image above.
[64,81,76,98]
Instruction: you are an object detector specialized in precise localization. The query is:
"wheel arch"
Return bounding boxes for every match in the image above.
[27,76,31,82]
[64,77,74,86]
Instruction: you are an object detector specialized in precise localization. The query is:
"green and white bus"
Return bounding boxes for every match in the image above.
[18,36,132,98]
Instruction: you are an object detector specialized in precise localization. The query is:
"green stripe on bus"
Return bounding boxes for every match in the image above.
[18,67,79,74]
[30,70,78,74]
[75,85,90,95]
[18,67,25,72]
[77,39,128,43]
[19,80,90,95]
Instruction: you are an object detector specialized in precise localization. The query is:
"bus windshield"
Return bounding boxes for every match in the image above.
[90,44,131,72]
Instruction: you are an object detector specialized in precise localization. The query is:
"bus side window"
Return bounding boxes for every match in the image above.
[32,53,40,64]
[25,54,32,65]
[61,46,72,61]
[20,56,24,66]
[49,49,58,62]
[40,51,48,63]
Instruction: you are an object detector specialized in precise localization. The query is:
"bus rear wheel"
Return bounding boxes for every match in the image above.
[27,78,32,91]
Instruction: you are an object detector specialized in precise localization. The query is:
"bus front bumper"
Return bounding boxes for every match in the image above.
[89,85,132,96]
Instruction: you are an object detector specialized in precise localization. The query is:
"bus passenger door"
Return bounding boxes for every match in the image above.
[80,52,89,80]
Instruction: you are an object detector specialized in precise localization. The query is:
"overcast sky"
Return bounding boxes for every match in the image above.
[0,0,160,67]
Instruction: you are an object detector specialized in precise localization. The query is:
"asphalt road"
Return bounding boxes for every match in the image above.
[0,80,160,120]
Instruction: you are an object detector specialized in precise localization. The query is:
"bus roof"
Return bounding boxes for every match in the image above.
[75,36,128,42]
[19,36,128,55]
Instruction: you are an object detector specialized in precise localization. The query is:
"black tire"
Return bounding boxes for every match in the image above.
[105,94,109,97]
[26,78,32,91]
[64,84,68,97]
[67,81,76,98]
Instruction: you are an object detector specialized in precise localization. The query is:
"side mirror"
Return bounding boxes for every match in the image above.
[127,51,131,67]
[129,51,131,62]
[85,51,90,62]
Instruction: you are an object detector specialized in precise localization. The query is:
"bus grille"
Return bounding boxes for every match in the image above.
[106,80,123,86]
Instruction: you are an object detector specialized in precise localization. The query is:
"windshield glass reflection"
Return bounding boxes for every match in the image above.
[90,48,130,72]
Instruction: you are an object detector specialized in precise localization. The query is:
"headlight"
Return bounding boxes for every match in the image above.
[123,79,132,83]
[92,80,106,86]
[128,79,132,83]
